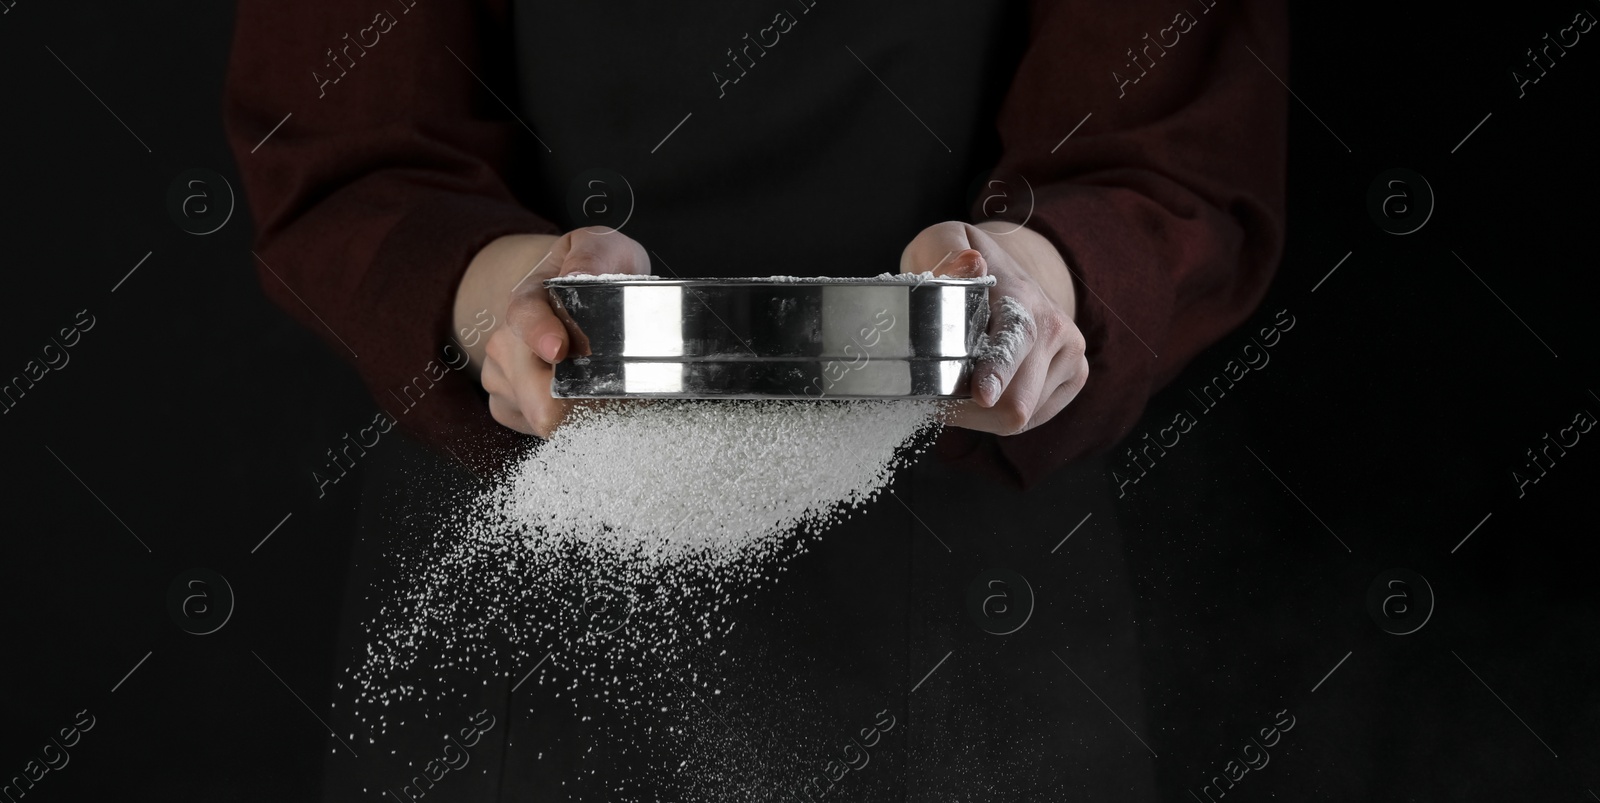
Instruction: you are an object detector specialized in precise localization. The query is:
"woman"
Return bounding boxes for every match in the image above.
[227,0,1286,798]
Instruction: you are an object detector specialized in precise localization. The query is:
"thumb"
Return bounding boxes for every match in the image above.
[899,222,987,278]
[507,237,572,364]
[511,227,652,364]
[507,289,569,364]
[931,248,988,279]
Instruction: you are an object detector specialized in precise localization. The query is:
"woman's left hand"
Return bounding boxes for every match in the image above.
[900,220,1089,435]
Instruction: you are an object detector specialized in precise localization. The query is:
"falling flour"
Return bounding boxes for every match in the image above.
[346,399,943,749]
[496,401,938,567]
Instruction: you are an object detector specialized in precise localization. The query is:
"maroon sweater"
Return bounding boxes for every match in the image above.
[225,0,1287,487]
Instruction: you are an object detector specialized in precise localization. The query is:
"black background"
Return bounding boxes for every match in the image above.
[2,2,1597,801]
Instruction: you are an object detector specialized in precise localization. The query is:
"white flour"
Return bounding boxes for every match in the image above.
[757,271,994,285]
[347,399,943,744]
[496,401,938,567]
[545,272,663,282]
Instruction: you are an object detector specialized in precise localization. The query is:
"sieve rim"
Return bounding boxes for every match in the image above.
[542,276,997,288]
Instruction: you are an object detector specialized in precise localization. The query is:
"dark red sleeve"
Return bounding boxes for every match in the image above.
[224,0,556,470]
[950,0,1289,486]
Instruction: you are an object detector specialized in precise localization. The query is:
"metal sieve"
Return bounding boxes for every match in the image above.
[544,276,992,399]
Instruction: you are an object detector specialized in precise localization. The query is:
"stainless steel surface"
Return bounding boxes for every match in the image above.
[545,277,992,399]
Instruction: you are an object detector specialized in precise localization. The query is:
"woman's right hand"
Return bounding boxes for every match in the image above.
[454,226,651,438]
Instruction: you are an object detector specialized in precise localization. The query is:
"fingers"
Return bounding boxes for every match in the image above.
[946,348,1086,436]
[505,290,571,364]
[950,350,1045,435]
[504,244,570,363]
[995,343,1048,431]
[489,393,534,435]
[518,361,574,438]
[1029,353,1090,430]
[900,221,1090,436]
[969,293,1040,408]
[1035,310,1089,424]
[483,326,574,438]
[948,308,1043,434]
[479,352,512,398]
[483,330,533,434]
[951,291,1089,436]
[490,228,651,439]
[508,227,652,364]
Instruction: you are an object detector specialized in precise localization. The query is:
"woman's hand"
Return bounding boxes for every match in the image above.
[900,220,1088,435]
[454,226,650,438]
